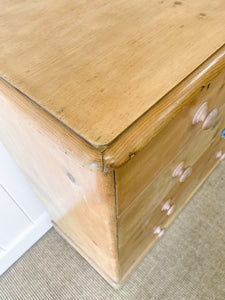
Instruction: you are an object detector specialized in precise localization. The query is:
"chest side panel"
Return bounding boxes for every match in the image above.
[0,79,119,284]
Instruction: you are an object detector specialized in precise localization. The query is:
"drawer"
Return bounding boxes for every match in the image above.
[118,104,225,241]
[116,69,225,215]
[118,136,225,277]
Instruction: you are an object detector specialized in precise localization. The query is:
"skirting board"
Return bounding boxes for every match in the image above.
[0,212,52,276]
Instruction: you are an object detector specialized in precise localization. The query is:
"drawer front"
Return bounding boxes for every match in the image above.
[118,136,225,277]
[116,69,225,215]
[118,104,225,240]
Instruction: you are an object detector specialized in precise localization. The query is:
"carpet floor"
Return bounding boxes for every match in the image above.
[0,162,225,300]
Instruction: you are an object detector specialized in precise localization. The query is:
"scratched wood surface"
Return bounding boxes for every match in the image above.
[1,0,225,147]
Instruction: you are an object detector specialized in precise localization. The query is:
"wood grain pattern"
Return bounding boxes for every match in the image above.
[1,0,225,147]
[0,79,103,171]
[118,104,225,247]
[0,80,119,282]
[103,46,225,169]
[1,0,225,288]
[116,70,225,215]
[53,222,120,289]
[119,136,225,282]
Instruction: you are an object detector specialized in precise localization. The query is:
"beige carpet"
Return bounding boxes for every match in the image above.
[0,162,225,300]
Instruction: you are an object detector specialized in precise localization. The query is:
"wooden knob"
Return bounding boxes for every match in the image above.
[216,151,225,161]
[153,226,165,237]
[172,162,185,177]
[202,108,219,130]
[172,162,192,182]
[192,102,219,130]
[180,167,192,182]
[162,200,171,211]
[161,200,176,215]
[167,204,176,215]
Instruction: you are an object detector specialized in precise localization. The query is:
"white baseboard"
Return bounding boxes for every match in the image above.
[0,212,52,276]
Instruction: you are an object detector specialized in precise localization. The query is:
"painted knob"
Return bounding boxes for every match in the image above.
[153,226,165,237]
[161,200,176,215]
[172,162,192,182]
[222,129,225,139]
[192,102,219,130]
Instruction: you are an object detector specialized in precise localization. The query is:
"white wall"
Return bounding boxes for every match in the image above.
[0,141,52,276]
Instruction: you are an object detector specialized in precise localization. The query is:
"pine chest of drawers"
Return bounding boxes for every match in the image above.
[1,0,225,288]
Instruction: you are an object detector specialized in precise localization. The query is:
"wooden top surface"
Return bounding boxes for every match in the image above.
[1,0,225,147]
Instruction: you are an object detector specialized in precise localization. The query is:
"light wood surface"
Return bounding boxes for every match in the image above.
[0,79,103,171]
[103,46,225,169]
[53,222,120,289]
[1,0,225,147]
[116,70,225,215]
[119,136,225,281]
[1,0,225,288]
[0,80,119,282]
[118,104,225,247]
